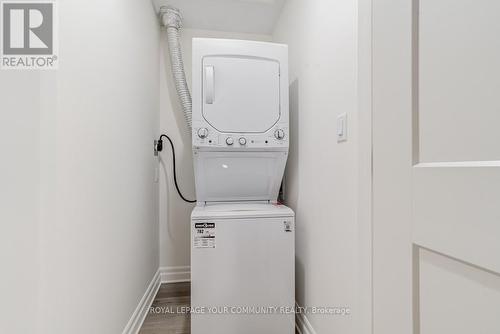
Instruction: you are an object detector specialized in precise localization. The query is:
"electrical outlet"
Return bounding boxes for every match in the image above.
[154,166,159,183]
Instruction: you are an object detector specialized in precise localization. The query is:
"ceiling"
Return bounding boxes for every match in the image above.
[152,0,287,35]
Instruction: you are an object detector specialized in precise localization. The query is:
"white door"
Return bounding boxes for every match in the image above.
[372,0,500,333]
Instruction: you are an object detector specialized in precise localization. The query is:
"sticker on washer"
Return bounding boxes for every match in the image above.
[194,222,216,248]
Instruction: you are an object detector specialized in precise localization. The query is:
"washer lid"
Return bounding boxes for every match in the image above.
[191,203,294,220]
[193,150,287,203]
[202,56,281,133]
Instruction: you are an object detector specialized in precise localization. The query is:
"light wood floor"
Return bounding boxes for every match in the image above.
[139,282,191,334]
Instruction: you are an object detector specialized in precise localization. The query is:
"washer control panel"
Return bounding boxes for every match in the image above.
[193,127,289,149]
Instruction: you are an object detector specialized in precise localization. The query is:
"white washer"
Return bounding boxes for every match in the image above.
[191,203,295,334]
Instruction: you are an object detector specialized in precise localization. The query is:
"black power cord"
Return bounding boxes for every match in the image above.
[156,134,196,203]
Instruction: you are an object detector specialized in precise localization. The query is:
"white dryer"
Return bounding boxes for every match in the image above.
[191,38,289,203]
[190,38,294,334]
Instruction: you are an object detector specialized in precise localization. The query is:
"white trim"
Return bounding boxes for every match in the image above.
[295,303,317,334]
[122,270,161,334]
[159,266,191,283]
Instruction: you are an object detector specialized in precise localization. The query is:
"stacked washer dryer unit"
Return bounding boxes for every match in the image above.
[191,38,295,334]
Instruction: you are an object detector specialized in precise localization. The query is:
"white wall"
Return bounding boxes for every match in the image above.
[273,0,359,333]
[0,72,41,333]
[159,28,271,270]
[0,0,160,333]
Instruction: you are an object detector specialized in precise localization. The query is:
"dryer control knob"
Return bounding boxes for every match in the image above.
[226,137,234,145]
[239,137,247,145]
[274,129,285,140]
[197,128,208,139]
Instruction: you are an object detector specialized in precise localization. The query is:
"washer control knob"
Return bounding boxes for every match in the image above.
[197,127,208,139]
[274,129,285,140]
[226,137,234,146]
[239,137,247,145]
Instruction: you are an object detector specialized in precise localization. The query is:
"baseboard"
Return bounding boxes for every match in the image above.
[159,266,191,283]
[122,270,161,334]
[295,303,317,334]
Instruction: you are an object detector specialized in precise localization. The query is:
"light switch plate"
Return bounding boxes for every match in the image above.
[337,113,347,142]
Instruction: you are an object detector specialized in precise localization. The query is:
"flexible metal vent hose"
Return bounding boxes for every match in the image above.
[160,6,192,129]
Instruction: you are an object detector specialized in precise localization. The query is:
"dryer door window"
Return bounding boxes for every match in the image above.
[202,56,281,133]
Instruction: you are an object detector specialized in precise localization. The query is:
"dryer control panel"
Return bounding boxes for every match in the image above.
[192,126,289,150]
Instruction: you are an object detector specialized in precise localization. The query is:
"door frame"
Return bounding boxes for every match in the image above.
[357,0,374,333]
[358,0,420,333]
[368,0,418,333]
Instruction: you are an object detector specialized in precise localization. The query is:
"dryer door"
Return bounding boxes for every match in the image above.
[202,56,281,133]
